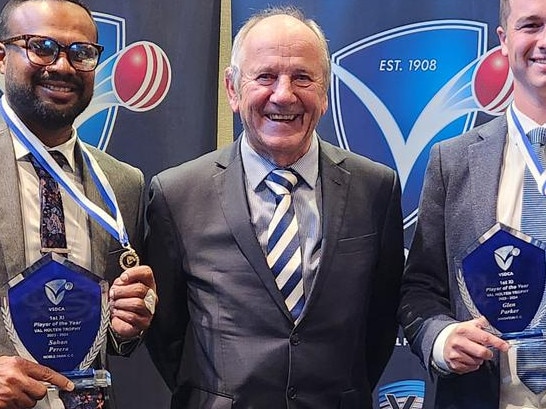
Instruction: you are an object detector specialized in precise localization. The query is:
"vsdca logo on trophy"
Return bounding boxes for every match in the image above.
[330,20,513,233]
[0,12,172,150]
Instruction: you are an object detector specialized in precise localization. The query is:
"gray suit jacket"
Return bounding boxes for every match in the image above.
[398,116,507,409]
[145,138,405,409]
[0,117,146,384]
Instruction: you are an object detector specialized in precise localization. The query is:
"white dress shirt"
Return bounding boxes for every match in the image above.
[12,132,92,272]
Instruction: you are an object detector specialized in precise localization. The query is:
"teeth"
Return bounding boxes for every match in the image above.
[268,114,296,121]
[43,84,72,92]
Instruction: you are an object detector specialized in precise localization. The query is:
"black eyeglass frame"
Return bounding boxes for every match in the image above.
[0,34,104,72]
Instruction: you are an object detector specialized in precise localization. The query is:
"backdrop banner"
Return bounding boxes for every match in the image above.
[0,0,505,407]
[0,1,222,408]
[232,1,504,408]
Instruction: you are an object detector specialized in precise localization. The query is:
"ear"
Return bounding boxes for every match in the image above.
[497,26,508,57]
[0,44,7,75]
[224,67,240,113]
[321,93,328,116]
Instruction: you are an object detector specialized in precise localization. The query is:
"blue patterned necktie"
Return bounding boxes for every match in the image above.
[517,127,546,394]
[265,169,305,320]
[28,151,69,255]
[521,127,546,242]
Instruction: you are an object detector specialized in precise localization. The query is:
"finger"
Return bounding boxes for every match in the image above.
[111,308,150,327]
[24,360,74,391]
[444,340,486,374]
[460,318,510,352]
[112,266,155,289]
[110,282,149,301]
[474,315,490,329]
[446,336,492,362]
[449,360,482,375]
[110,316,146,339]
[111,297,150,316]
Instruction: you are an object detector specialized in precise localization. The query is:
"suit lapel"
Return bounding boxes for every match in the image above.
[75,142,110,277]
[468,117,506,237]
[214,142,293,321]
[302,142,350,312]
[0,124,25,280]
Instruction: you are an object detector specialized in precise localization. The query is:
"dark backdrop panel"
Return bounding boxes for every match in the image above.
[90,2,221,409]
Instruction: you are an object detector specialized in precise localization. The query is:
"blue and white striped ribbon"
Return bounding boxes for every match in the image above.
[0,96,131,249]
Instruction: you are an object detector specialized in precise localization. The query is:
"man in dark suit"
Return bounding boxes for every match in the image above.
[145,6,404,409]
[398,0,546,407]
[0,1,157,408]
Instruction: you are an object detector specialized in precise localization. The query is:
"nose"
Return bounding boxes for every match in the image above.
[47,51,75,72]
[270,75,297,104]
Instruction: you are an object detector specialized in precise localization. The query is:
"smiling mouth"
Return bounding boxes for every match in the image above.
[267,113,298,121]
[531,57,546,64]
[41,83,76,93]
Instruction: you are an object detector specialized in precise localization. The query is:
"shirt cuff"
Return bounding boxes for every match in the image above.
[432,322,459,373]
[108,326,142,356]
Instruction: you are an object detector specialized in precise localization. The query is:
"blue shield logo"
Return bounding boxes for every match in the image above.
[330,20,501,231]
[74,13,125,149]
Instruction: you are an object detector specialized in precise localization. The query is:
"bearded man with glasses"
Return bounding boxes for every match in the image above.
[0,1,157,408]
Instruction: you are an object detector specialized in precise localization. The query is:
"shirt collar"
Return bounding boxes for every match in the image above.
[11,129,77,172]
[508,102,546,137]
[241,132,319,191]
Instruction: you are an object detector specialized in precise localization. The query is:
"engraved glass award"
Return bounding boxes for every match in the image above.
[1,253,111,408]
[456,223,546,338]
[456,223,546,395]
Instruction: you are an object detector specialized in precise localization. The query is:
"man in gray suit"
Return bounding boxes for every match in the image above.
[145,6,404,409]
[0,0,157,408]
[398,0,546,407]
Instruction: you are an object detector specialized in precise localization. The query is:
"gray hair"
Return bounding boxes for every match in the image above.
[228,6,331,93]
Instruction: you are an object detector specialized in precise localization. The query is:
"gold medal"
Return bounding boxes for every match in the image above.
[119,247,140,270]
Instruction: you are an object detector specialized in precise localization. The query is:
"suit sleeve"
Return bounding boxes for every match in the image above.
[366,169,405,387]
[397,143,458,369]
[144,175,189,391]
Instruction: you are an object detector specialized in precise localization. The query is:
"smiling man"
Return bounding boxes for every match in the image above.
[398,0,546,408]
[0,1,157,408]
[145,6,404,409]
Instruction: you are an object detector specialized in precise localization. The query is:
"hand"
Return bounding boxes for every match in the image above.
[109,265,157,339]
[444,316,509,374]
[0,356,73,408]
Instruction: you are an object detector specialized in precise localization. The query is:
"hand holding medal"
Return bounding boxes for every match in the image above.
[109,260,157,340]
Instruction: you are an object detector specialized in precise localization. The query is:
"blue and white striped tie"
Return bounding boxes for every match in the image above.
[517,126,546,394]
[265,169,305,320]
[521,127,546,242]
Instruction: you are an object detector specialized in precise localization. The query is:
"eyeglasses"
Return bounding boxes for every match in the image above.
[1,34,104,72]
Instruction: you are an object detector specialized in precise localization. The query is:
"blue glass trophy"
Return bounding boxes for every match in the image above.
[456,223,546,338]
[456,223,546,395]
[1,253,111,408]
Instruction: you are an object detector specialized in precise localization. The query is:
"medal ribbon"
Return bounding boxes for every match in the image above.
[0,96,132,249]
[510,104,546,195]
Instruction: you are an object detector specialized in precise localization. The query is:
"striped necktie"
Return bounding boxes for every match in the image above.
[517,126,546,394]
[265,169,305,320]
[28,151,69,255]
[521,127,546,242]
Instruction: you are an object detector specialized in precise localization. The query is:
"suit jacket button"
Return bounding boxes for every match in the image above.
[290,333,300,346]
[287,386,297,399]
